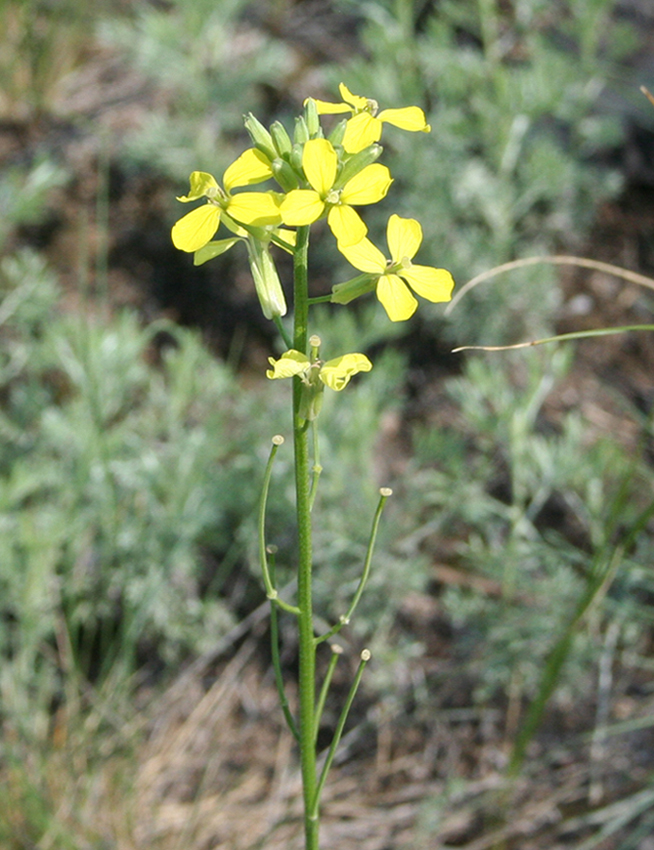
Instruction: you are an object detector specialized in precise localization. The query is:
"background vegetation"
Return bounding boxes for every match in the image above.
[1,0,654,847]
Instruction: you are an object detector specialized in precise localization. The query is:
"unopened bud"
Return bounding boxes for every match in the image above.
[290,143,304,174]
[328,118,347,147]
[243,113,277,160]
[272,158,299,192]
[304,98,321,137]
[294,115,310,145]
[270,121,292,158]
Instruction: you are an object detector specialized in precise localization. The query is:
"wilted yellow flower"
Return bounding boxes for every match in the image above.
[266,349,372,391]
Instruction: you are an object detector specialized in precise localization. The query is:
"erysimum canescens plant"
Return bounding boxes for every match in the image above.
[171,85,454,850]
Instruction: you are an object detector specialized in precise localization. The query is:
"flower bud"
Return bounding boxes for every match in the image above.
[243,113,277,160]
[304,98,321,137]
[294,115,310,145]
[247,237,287,319]
[270,121,292,158]
[290,143,305,174]
[334,143,383,189]
[272,157,299,192]
[328,118,347,147]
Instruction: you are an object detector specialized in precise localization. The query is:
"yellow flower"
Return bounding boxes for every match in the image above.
[309,83,431,153]
[279,138,392,246]
[171,149,282,253]
[337,214,454,321]
[266,349,372,391]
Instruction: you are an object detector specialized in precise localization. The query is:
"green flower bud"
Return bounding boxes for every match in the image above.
[243,113,277,160]
[247,237,287,319]
[304,98,321,138]
[294,115,309,145]
[328,118,347,147]
[334,143,383,190]
[331,273,377,305]
[270,121,292,158]
[290,143,304,174]
[272,157,299,192]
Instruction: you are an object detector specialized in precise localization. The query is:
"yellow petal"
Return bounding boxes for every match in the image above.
[341,164,393,206]
[226,192,281,226]
[223,148,273,192]
[377,106,431,133]
[401,265,455,303]
[342,112,382,154]
[176,171,219,202]
[280,189,325,225]
[266,350,310,380]
[309,97,352,115]
[302,138,338,196]
[320,353,372,391]
[171,204,221,252]
[338,236,387,273]
[338,83,368,110]
[327,204,367,247]
[376,274,418,321]
[386,214,422,263]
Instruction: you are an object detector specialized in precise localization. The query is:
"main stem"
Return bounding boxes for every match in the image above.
[292,226,319,850]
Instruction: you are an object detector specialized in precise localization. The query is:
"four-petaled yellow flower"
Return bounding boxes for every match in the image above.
[337,214,454,322]
[172,149,282,253]
[309,83,431,153]
[266,349,372,391]
[279,138,392,247]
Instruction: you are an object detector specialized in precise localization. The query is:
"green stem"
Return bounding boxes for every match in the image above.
[307,294,333,305]
[293,226,320,850]
[309,421,322,512]
[273,314,293,349]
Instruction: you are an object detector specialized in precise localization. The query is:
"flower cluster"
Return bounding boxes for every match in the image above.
[171,84,454,400]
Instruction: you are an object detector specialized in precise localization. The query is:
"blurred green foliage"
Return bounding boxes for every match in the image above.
[410,349,654,708]
[330,0,634,343]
